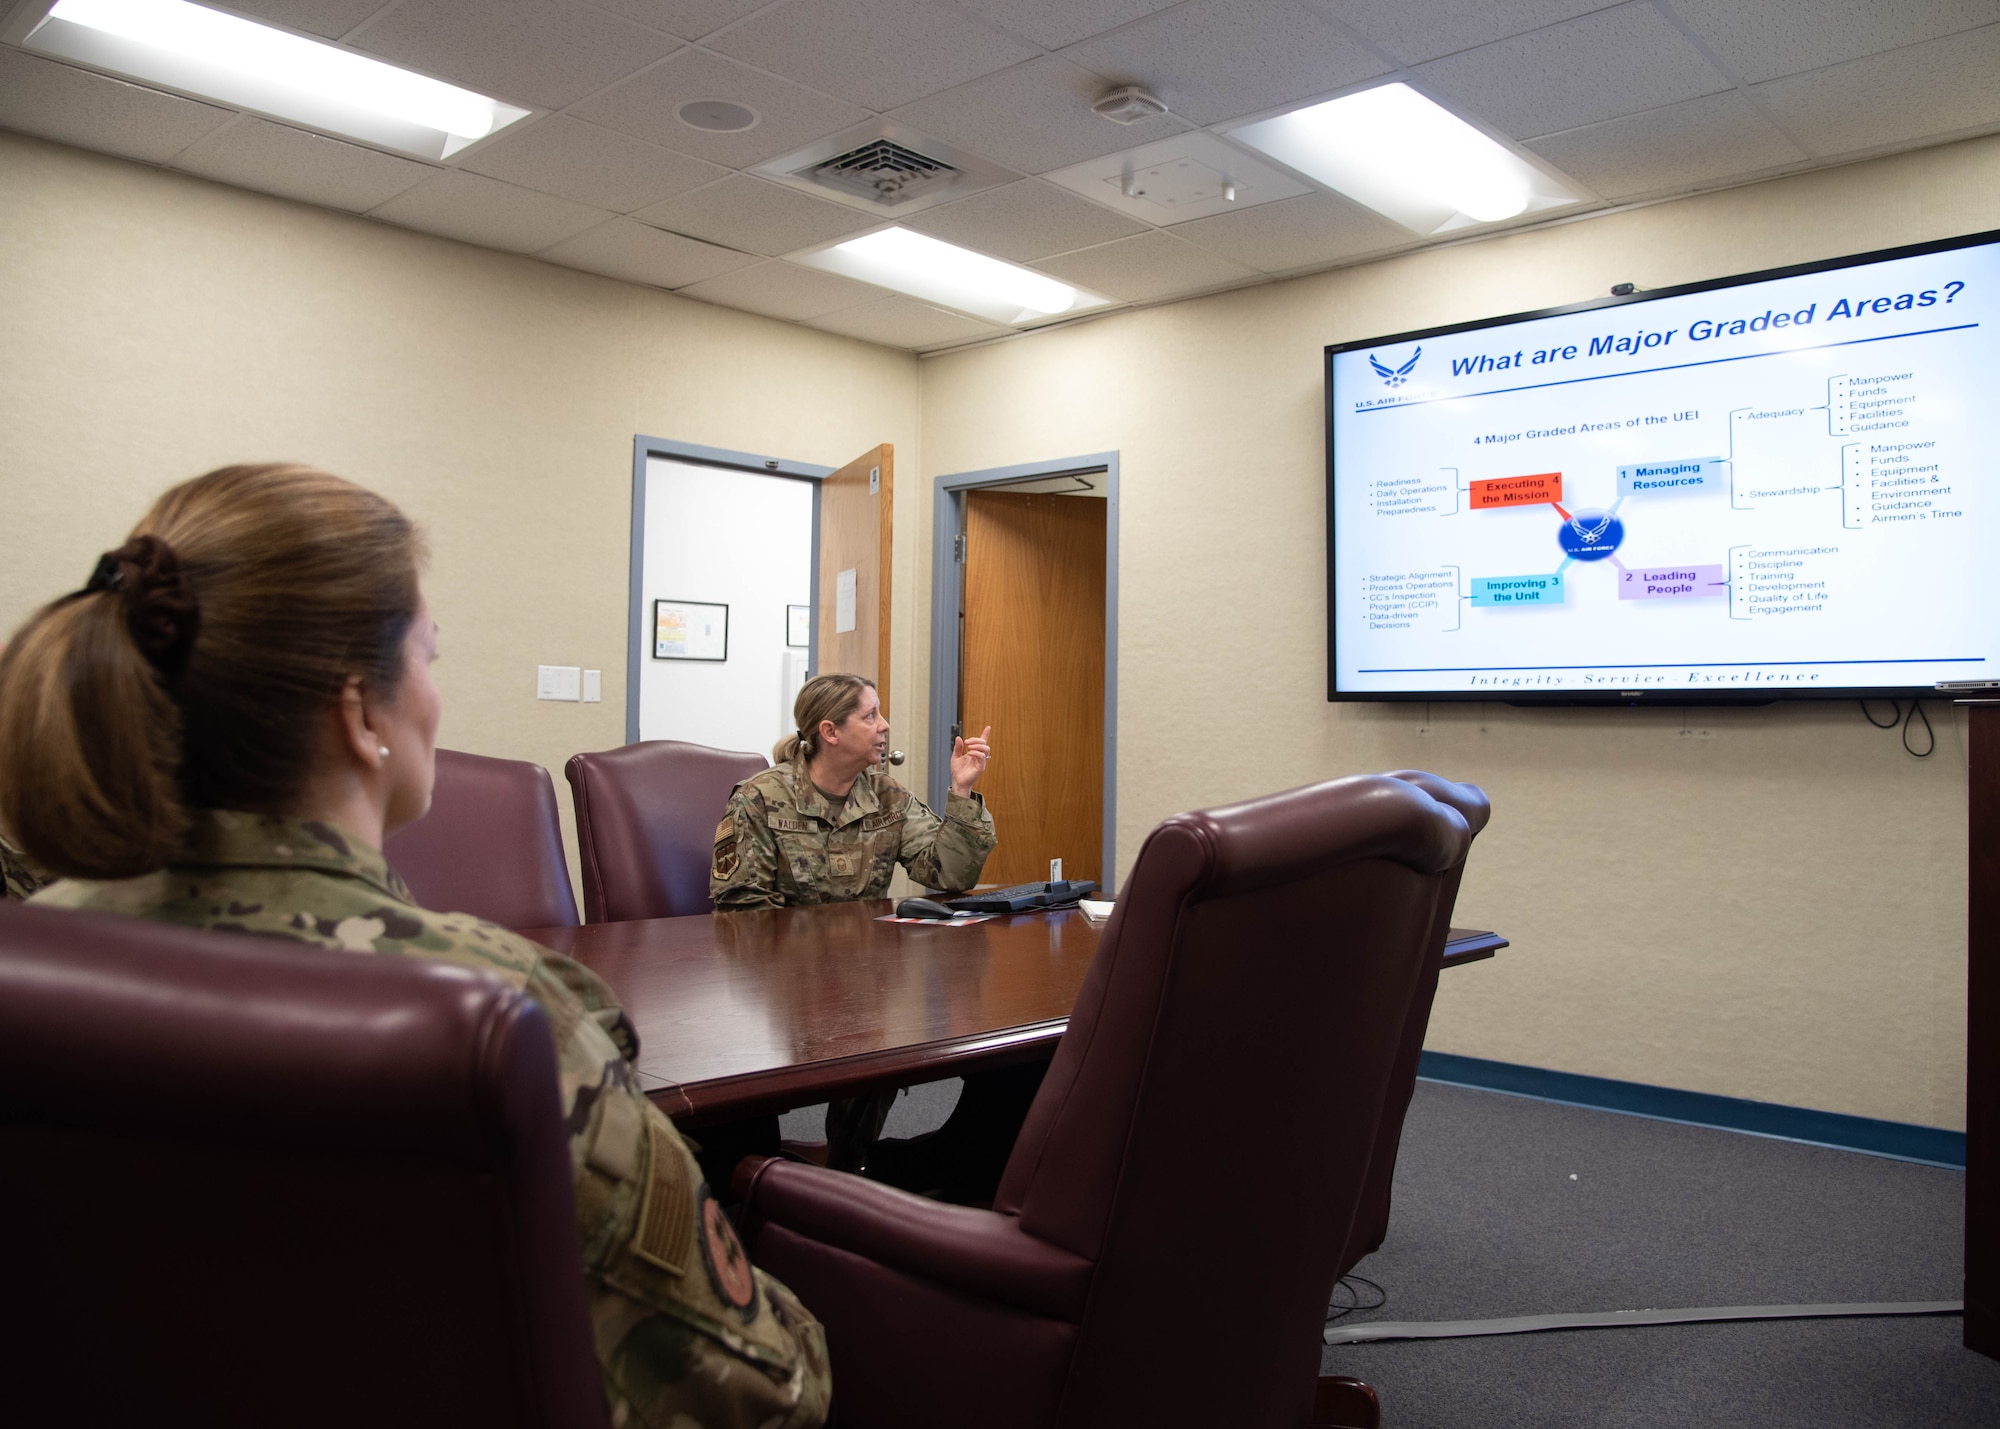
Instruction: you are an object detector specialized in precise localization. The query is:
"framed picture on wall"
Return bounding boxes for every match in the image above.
[786,604,810,647]
[654,600,728,661]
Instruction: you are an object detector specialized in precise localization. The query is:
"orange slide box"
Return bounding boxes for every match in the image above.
[1470,472,1563,510]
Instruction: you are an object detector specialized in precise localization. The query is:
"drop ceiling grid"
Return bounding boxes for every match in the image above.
[0,0,1997,351]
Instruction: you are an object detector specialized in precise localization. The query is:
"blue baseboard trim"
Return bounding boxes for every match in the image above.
[1417,1051,1966,1170]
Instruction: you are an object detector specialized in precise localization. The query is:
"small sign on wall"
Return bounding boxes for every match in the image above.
[836,568,857,633]
[654,600,728,661]
[787,604,810,647]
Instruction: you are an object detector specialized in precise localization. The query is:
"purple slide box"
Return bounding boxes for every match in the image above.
[1619,564,1727,600]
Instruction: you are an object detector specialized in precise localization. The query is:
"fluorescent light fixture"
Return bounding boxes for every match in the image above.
[795,228,1112,327]
[21,0,530,159]
[1228,83,1582,235]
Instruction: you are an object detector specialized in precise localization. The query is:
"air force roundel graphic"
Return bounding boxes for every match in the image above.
[1369,347,1421,387]
[1557,508,1624,561]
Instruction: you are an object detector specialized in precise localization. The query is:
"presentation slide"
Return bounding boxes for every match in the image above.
[1328,236,2000,697]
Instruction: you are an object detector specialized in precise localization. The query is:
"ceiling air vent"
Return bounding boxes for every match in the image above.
[807,138,959,205]
[754,121,1014,219]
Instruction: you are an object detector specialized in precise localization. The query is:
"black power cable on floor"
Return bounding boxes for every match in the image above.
[1325,1274,1386,1325]
[1859,700,1936,758]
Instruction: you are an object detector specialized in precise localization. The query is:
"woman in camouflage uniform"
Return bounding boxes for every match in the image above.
[709,673,995,910]
[711,674,1023,1188]
[0,464,829,1429]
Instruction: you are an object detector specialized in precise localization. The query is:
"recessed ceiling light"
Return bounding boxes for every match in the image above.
[793,228,1112,328]
[676,99,758,133]
[1227,83,1583,234]
[17,0,531,160]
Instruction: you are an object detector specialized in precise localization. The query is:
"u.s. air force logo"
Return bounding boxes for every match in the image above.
[1369,347,1421,387]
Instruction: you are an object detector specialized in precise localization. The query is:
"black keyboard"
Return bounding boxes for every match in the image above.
[944,879,1098,914]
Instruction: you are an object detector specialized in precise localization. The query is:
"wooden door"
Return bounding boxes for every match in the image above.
[818,445,893,714]
[960,490,1105,885]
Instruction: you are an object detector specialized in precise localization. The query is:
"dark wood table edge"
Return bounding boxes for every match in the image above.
[1442,927,1507,969]
[657,1019,1069,1126]
[645,928,1508,1126]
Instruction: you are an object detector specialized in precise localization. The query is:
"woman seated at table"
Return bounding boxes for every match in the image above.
[0,464,830,1429]
[710,676,1038,1194]
[709,673,995,910]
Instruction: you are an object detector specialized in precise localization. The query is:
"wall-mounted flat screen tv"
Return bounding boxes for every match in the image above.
[1326,230,2000,703]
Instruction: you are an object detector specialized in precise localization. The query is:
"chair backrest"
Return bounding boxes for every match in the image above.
[1343,770,1491,1268]
[0,901,607,1429]
[564,740,768,922]
[385,747,580,931]
[992,774,1471,1429]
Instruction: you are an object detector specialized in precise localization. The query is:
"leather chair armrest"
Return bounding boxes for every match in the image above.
[736,1157,1094,1322]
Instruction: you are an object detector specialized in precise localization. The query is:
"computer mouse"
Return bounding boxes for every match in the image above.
[897,897,960,919]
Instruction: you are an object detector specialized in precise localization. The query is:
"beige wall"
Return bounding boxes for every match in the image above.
[916,134,2000,1131]
[0,130,920,880]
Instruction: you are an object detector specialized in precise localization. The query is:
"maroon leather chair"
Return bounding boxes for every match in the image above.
[735,772,1476,1429]
[0,900,607,1429]
[565,740,767,922]
[384,746,580,931]
[1344,770,1492,1267]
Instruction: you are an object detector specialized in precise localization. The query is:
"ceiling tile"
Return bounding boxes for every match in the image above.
[573,47,870,167]
[635,174,878,254]
[707,0,1038,111]
[171,115,434,211]
[807,295,1012,348]
[948,0,1188,50]
[1414,2,1730,139]
[460,114,728,212]
[677,259,884,319]
[1526,90,1806,200]
[214,0,396,40]
[369,168,612,251]
[1031,229,1256,301]
[1170,191,1408,273]
[890,56,1190,174]
[0,47,232,164]
[1670,0,2000,85]
[1313,0,1621,66]
[588,0,776,41]
[1057,0,1391,126]
[1750,24,2000,157]
[902,178,1149,262]
[348,0,680,110]
[539,215,760,286]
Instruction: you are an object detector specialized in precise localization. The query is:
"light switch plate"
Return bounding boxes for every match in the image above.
[537,664,582,701]
[582,669,602,703]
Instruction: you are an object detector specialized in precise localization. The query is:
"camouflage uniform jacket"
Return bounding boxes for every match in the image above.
[711,758,996,911]
[1,832,50,902]
[32,810,830,1429]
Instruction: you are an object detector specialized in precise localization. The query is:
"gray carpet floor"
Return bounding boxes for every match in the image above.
[779,1077,2000,1426]
[1325,1081,1998,1427]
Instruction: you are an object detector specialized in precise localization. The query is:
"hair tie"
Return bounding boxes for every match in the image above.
[81,534,200,678]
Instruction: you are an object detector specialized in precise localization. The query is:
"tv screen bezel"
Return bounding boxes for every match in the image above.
[1324,226,2000,706]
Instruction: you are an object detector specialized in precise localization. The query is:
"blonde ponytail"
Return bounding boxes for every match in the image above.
[774,673,875,765]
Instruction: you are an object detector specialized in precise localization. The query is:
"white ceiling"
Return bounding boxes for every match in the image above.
[4,0,1999,352]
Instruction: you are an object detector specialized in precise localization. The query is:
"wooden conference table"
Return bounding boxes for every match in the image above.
[527,901,1506,1129]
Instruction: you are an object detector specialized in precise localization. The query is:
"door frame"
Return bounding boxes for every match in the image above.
[627,435,835,744]
[928,453,1121,891]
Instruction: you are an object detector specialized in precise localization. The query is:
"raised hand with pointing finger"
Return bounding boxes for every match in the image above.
[951,725,992,797]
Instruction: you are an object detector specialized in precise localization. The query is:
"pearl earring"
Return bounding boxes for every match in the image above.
[378,745,391,760]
